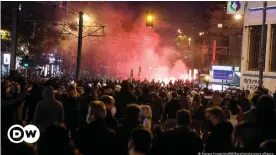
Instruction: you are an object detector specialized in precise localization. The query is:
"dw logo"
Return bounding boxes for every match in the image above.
[7,124,40,143]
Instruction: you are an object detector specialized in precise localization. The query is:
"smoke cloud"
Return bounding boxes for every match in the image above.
[59,2,188,82]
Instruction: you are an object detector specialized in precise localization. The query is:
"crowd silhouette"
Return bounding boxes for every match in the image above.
[2,75,276,155]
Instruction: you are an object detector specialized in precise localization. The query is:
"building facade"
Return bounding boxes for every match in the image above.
[241,1,276,92]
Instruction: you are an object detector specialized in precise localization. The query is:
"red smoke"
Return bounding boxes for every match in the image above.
[60,2,188,81]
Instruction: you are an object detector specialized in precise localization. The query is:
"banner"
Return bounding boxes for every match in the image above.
[227,1,245,14]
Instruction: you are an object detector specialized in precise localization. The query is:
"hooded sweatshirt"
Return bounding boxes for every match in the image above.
[33,86,64,131]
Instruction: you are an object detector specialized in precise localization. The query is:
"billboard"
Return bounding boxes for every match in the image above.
[213,70,233,80]
[212,65,233,80]
[3,54,11,65]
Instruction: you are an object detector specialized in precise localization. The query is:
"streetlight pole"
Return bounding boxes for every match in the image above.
[76,11,83,81]
[258,1,267,89]
[11,2,18,71]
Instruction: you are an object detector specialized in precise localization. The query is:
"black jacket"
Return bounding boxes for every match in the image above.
[151,126,203,155]
[163,99,181,120]
[76,119,117,155]
[238,97,251,112]
[78,94,92,123]
[116,119,143,155]
[105,110,118,131]
[114,90,137,118]
[205,121,233,152]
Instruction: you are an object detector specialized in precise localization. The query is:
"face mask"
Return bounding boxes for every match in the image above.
[111,107,116,117]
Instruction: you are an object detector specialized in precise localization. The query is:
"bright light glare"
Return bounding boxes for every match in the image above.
[147,15,153,21]
[83,14,91,22]
[217,23,223,28]
[188,38,191,41]
[234,14,242,20]
[76,14,93,24]
[178,29,181,33]
[205,75,210,81]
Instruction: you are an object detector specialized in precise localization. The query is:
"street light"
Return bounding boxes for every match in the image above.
[147,15,153,21]
[178,29,181,33]
[217,23,223,28]
[234,14,242,20]
[204,75,210,88]
[204,75,210,81]
[146,13,153,27]
[188,37,191,45]
[199,31,205,36]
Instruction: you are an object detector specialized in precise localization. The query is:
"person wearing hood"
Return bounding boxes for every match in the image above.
[100,95,118,131]
[114,80,137,118]
[33,86,64,133]
[205,106,233,152]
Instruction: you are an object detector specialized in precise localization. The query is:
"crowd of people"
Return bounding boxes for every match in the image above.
[2,73,276,155]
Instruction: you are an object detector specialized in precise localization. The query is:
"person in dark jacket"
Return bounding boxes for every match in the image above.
[237,91,251,113]
[138,87,152,105]
[151,109,203,155]
[62,86,80,140]
[241,94,260,123]
[255,95,276,140]
[116,104,143,155]
[231,121,262,152]
[76,101,117,155]
[128,128,153,155]
[114,80,138,118]
[1,80,28,139]
[100,95,118,131]
[163,92,181,130]
[205,106,233,152]
[38,124,78,155]
[33,86,64,133]
[24,82,42,123]
[78,86,92,124]
[149,92,163,123]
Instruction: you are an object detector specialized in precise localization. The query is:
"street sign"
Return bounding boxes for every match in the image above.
[227,1,245,14]
[213,70,233,80]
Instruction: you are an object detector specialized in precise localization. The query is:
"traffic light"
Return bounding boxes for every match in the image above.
[146,10,153,27]
[20,56,33,69]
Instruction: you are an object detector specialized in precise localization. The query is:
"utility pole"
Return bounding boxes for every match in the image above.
[76,12,83,81]
[258,1,267,89]
[11,2,18,71]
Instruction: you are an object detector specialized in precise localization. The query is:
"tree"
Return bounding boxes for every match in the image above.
[1,2,64,66]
